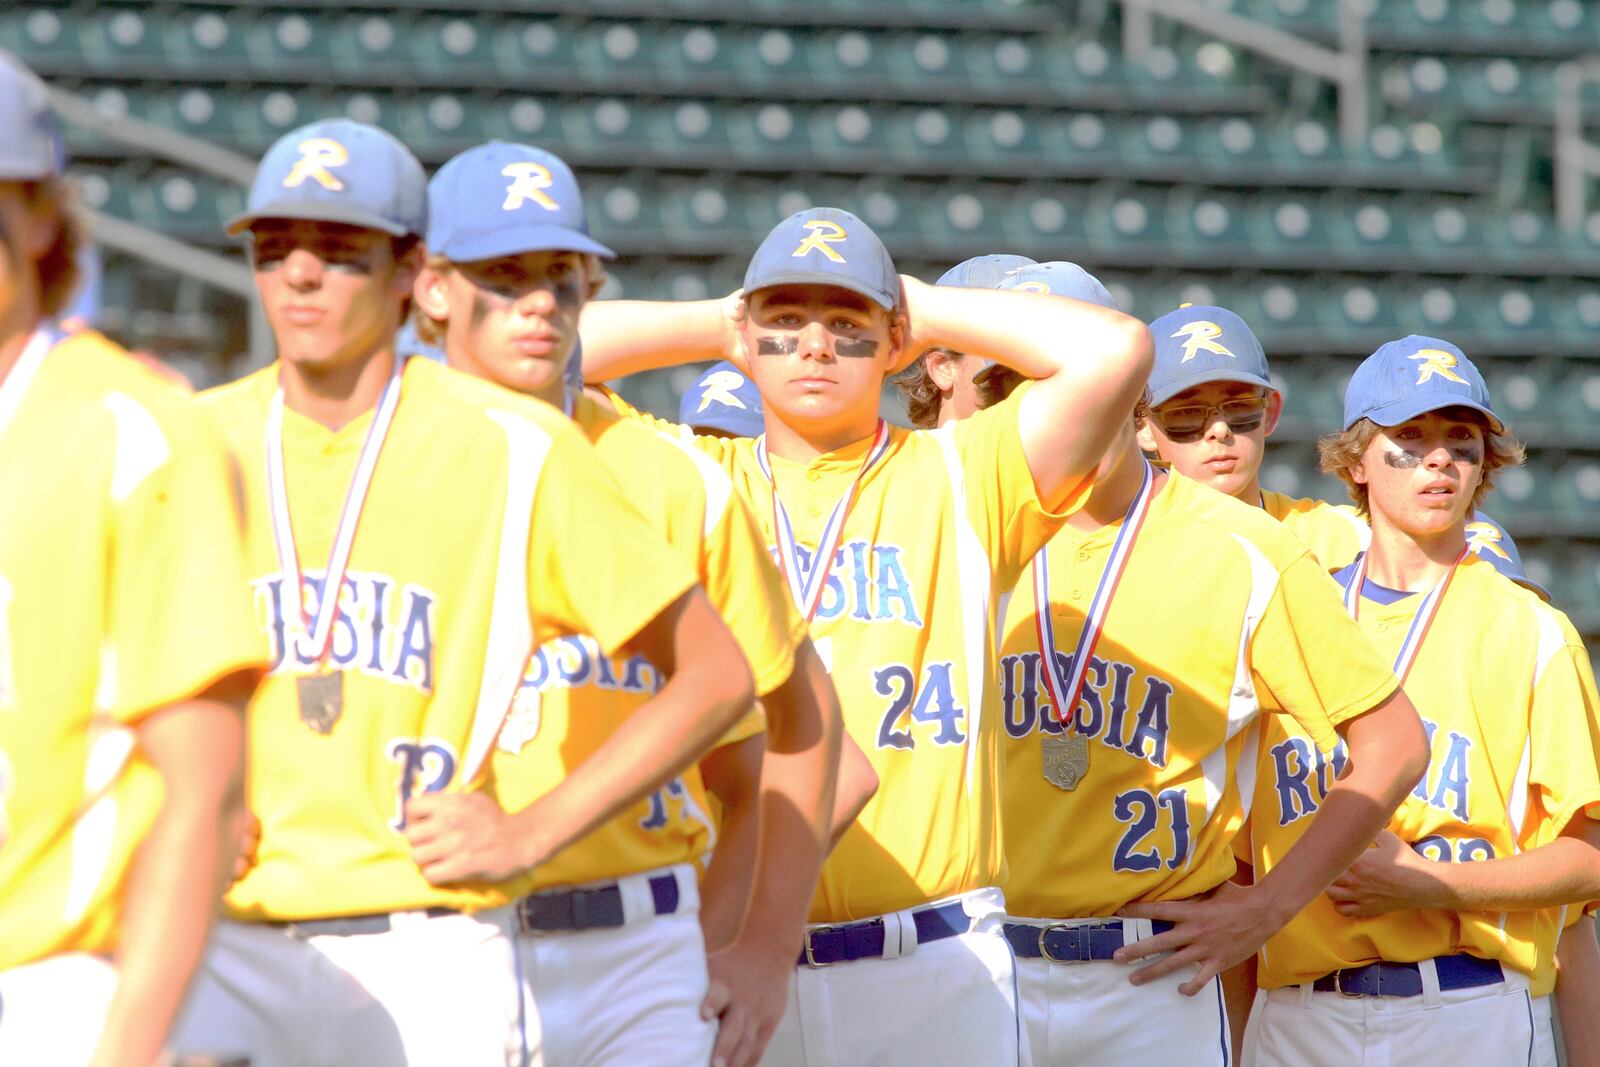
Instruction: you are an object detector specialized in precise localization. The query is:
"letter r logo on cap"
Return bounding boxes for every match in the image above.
[1013,281,1051,294]
[792,220,848,263]
[1173,320,1236,363]
[283,138,350,191]
[502,163,559,212]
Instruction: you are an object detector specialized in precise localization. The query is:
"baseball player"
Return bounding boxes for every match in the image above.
[1459,511,1600,1067]
[575,207,1154,1065]
[407,141,845,1067]
[928,263,1428,1066]
[170,119,756,1067]
[1240,336,1600,1067]
[893,253,1036,429]
[0,53,264,1067]
[1135,304,1370,570]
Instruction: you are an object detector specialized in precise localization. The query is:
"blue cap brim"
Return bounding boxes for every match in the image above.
[228,199,413,237]
[1149,368,1274,407]
[437,226,615,263]
[746,270,897,310]
[1349,394,1504,434]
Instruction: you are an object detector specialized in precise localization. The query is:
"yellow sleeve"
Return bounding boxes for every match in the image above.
[1521,635,1600,849]
[1249,553,1399,753]
[105,403,264,723]
[526,428,699,657]
[703,488,806,697]
[949,379,1093,590]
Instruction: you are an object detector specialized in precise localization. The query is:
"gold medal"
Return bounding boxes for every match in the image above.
[1041,730,1089,791]
[296,670,344,734]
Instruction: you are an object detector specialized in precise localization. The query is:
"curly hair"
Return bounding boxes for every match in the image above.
[893,352,945,430]
[1317,411,1526,517]
[1,179,84,319]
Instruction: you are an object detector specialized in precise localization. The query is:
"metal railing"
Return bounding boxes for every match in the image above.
[1118,0,1370,149]
[1554,56,1600,232]
[45,86,270,361]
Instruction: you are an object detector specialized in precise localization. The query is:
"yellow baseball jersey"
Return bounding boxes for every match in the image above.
[1259,489,1368,572]
[0,330,263,970]
[204,358,696,920]
[998,472,1398,919]
[607,382,1092,922]
[1247,556,1600,995]
[486,392,805,898]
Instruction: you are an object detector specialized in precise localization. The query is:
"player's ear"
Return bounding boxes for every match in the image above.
[582,254,606,302]
[1262,388,1284,438]
[1133,418,1161,455]
[412,261,452,333]
[922,348,961,391]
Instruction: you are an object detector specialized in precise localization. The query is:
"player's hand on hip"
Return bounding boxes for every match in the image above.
[1114,881,1281,996]
[1326,829,1448,916]
[701,938,793,1067]
[403,791,527,885]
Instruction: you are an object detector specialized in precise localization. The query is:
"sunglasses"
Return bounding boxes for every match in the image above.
[1150,394,1269,442]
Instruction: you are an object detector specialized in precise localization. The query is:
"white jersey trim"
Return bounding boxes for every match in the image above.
[932,425,995,804]
[461,409,551,784]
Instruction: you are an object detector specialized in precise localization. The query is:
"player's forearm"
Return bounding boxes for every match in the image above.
[829,734,877,852]
[1418,837,1600,911]
[577,298,730,381]
[509,661,753,870]
[1557,916,1600,1067]
[1254,700,1428,925]
[699,795,759,952]
[742,645,842,956]
[92,698,246,1067]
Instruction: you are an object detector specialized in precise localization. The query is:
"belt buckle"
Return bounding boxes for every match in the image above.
[1334,969,1363,998]
[803,925,838,968]
[1038,922,1084,965]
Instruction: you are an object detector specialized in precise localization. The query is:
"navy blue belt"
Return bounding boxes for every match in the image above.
[1005,919,1175,963]
[517,872,680,934]
[273,906,458,938]
[1312,954,1504,997]
[799,900,971,967]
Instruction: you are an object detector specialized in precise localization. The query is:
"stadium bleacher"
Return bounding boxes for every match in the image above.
[4,0,1597,653]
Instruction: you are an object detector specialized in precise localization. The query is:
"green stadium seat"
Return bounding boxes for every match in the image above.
[83,8,175,74]
[1558,546,1600,629]
[646,100,738,163]
[72,165,138,223]
[891,106,967,166]
[1167,188,1252,259]
[1330,196,1413,259]
[998,184,1091,252]
[726,103,812,167]
[1554,458,1600,528]
[1236,277,1326,344]
[249,11,339,79]
[733,27,812,91]
[656,24,739,90]
[960,108,1054,167]
[3,7,88,70]
[1404,201,1493,268]
[405,14,501,84]
[133,170,241,243]
[1086,185,1172,253]
[882,31,974,96]
[1483,360,1561,438]
[1490,460,1556,526]
[1553,365,1600,444]
[559,98,653,161]
[1193,116,1274,175]
[962,33,1052,96]
[587,177,669,249]
[392,93,501,158]
[1247,194,1334,260]
[493,18,586,84]
[807,104,897,167]
[1409,281,1474,339]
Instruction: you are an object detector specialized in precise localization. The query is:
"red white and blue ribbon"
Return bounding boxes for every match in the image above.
[1341,545,1468,684]
[0,323,65,443]
[266,357,405,664]
[755,420,892,624]
[1034,461,1155,726]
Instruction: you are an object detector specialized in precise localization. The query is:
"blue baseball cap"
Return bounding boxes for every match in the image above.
[936,253,1036,289]
[428,142,613,263]
[997,261,1119,309]
[228,118,426,238]
[0,50,64,180]
[743,207,898,310]
[975,262,1119,385]
[680,361,764,437]
[1466,510,1549,600]
[1342,335,1503,433]
[1147,305,1273,407]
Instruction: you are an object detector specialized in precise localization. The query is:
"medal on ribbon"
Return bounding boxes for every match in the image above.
[1341,545,1467,684]
[267,358,404,734]
[755,421,892,625]
[1033,462,1155,791]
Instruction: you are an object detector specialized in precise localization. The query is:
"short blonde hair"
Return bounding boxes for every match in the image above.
[1317,411,1525,517]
